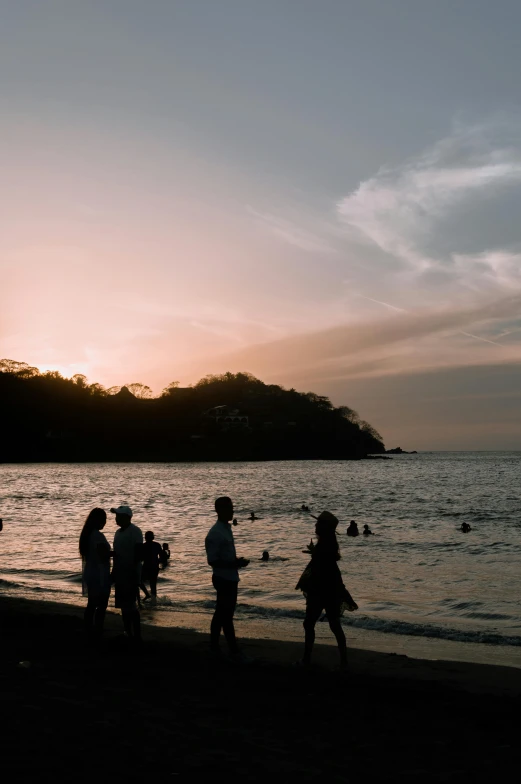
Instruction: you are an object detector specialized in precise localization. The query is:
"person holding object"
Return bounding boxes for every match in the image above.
[205,496,249,660]
[110,505,143,642]
[296,511,358,670]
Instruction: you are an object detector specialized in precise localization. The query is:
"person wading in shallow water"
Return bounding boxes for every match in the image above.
[296,511,358,670]
[205,496,249,661]
[139,530,163,601]
[111,505,143,643]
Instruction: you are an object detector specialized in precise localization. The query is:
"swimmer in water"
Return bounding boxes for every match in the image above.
[249,511,258,521]
[459,522,472,533]
[346,520,359,537]
[260,550,289,562]
[363,524,374,536]
[301,504,310,512]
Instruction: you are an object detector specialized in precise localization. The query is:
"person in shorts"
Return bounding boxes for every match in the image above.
[111,505,143,642]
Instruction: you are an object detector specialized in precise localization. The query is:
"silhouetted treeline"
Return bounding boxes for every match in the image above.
[0,360,385,462]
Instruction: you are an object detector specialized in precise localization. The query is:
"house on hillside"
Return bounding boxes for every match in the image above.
[203,405,249,429]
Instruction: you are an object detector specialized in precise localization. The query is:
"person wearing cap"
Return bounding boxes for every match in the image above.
[110,505,143,641]
[205,496,249,659]
[296,511,358,669]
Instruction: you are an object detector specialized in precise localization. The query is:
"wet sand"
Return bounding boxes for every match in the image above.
[1,596,519,781]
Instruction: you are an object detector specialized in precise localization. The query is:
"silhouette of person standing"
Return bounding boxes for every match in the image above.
[140,531,163,600]
[296,511,357,669]
[111,505,143,642]
[79,508,111,638]
[161,542,171,566]
[205,496,249,659]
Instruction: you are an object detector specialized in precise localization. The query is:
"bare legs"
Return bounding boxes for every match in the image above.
[139,571,158,600]
[303,598,347,668]
[84,593,109,638]
[211,575,239,654]
[122,609,141,641]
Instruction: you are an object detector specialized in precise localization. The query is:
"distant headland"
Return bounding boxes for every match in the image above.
[0,359,385,462]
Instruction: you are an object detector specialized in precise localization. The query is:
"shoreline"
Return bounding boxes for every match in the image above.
[2,595,521,696]
[0,454,386,463]
[3,582,521,670]
[4,584,520,670]
[2,595,520,781]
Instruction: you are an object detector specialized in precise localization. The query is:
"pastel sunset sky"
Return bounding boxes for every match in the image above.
[2,0,521,449]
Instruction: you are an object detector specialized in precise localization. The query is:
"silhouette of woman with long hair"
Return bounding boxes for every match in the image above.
[79,508,111,638]
[296,511,357,669]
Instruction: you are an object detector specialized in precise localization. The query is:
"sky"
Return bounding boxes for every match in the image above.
[2,0,521,449]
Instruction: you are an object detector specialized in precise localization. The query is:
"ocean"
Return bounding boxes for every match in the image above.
[1,454,520,666]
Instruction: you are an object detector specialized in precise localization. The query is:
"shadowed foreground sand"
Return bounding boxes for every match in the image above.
[1,597,519,782]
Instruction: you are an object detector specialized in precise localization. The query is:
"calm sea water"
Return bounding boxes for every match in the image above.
[1,455,520,654]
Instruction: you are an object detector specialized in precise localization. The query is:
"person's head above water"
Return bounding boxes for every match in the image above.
[363,524,370,530]
[110,505,133,528]
[215,496,234,522]
[145,530,155,542]
[261,550,270,561]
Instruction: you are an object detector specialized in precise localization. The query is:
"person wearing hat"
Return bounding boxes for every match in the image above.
[296,511,357,669]
[110,505,143,641]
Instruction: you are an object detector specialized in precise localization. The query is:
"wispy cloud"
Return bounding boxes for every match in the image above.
[246,206,337,254]
[337,120,521,282]
[192,291,521,382]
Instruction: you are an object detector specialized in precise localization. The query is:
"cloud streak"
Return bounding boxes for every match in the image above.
[191,291,521,383]
[337,121,521,279]
[246,206,337,254]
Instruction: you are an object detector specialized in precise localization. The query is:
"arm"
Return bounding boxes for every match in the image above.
[205,532,248,569]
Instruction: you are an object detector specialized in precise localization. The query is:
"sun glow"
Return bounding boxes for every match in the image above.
[36,362,91,379]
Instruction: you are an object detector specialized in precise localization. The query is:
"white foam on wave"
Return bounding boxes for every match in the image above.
[138,596,521,647]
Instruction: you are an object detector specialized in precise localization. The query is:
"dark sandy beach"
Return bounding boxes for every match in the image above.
[1,596,519,782]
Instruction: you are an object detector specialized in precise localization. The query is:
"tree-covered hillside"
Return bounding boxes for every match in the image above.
[0,360,385,461]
